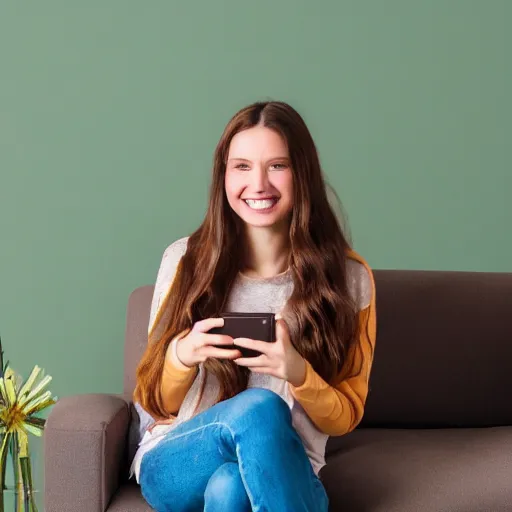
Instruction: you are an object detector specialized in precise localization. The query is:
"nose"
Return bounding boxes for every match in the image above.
[250,165,269,192]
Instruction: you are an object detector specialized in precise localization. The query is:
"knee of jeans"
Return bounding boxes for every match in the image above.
[204,463,246,504]
[238,388,291,425]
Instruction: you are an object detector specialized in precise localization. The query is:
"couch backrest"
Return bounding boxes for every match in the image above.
[124,285,153,397]
[124,269,512,429]
[361,269,512,428]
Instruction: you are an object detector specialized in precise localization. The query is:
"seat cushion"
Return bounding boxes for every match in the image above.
[321,427,512,512]
[108,481,151,512]
[111,428,512,511]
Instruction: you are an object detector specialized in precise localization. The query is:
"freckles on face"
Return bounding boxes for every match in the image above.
[224,126,294,228]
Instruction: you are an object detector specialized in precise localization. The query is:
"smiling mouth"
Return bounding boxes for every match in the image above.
[243,198,279,211]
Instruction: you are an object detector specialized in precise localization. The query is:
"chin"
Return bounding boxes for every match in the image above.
[238,212,290,230]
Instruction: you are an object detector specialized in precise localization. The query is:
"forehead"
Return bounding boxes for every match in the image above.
[227,126,288,160]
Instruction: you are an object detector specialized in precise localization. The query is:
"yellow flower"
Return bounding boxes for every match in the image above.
[0,366,55,452]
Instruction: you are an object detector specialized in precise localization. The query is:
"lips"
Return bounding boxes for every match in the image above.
[241,196,278,201]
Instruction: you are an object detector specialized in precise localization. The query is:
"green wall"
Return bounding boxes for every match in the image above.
[1,1,510,503]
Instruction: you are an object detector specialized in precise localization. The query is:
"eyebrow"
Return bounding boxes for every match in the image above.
[227,157,290,163]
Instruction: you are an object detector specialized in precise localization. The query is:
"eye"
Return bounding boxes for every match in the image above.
[235,163,250,170]
[271,163,288,170]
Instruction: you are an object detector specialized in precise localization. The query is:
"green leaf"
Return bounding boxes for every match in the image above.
[23,423,42,437]
[0,378,9,406]
[21,390,54,414]
[0,334,4,379]
[24,417,45,429]
[4,368,15,381]
[17,366,41,402]
[18,375,52,408]
[24,397,56,417]
[5,376,17,405]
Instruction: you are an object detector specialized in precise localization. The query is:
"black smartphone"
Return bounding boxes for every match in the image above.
[208,312,276,358]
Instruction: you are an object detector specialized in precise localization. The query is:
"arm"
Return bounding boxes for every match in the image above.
[289,252,377,436]
[289,305,376,436]
[160,341,198,415]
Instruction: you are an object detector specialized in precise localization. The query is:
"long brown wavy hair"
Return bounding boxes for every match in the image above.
[134,101,361,419]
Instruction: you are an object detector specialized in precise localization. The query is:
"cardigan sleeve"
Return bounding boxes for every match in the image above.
[289,253,377,436]
[160,354,198,415]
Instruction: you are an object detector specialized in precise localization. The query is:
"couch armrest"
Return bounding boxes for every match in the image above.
[44,393,130,512]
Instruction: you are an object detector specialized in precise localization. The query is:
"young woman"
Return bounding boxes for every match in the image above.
[131,101,377,512]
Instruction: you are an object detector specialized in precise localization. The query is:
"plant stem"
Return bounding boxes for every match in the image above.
[0,432,10,512]
[20,457,37,512]
[10,435,23,512]
[0,335,4,379]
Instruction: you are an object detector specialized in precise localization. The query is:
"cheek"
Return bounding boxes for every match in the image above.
[272,172,293,198]
[224,172,244,201]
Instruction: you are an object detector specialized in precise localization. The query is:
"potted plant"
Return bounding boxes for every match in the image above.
[0,336,57,511]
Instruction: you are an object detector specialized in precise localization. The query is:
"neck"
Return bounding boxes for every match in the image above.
[241,225,291,279]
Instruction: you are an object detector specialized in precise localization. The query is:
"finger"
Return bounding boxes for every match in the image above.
[233,354,269,367]
[233,337,271,354]
[201,347,242,360]
[275,318,291,345]
[193,317,224,333]
[275,316,289,333]
[203,333,234,346]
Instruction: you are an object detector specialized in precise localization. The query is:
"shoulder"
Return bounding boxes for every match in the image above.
[155,236,190,284]
[162,236,190,264]
[345,254,373,311]
[150,236,191,327]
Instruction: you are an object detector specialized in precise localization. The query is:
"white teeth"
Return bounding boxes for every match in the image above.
[244,199,277,210]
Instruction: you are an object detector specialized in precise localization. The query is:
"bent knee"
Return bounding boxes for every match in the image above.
[204,463,247,504]
[237,388,291,423]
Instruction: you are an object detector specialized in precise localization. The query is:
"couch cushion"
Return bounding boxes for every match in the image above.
[361,269,512,428]
[112,428,512,511]
[108,482,152,512]
[321,427,512,512]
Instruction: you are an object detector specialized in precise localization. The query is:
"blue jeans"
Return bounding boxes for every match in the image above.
[139,388,329,512]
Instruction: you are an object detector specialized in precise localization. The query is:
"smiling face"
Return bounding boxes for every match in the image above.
[224,125,294,230]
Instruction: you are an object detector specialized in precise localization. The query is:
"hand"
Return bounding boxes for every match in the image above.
[233,315,307,387]
[168,318,242,368]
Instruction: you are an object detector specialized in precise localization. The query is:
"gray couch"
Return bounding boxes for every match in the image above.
[44,269,512,511]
